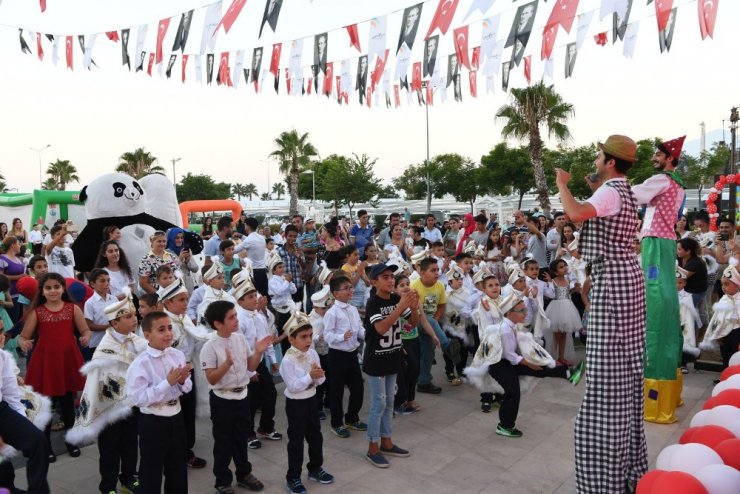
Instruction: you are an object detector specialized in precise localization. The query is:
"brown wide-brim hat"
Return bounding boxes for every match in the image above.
[598,134,638,162]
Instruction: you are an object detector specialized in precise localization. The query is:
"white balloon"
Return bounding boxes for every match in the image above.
[708,405,740,429]
[726,419,740,438]
[691,409,711,428]
[712,374,740,396]
[668,443,724,475]
[695,464,740,494]
[729,351,740,367]
[656,443,683,470]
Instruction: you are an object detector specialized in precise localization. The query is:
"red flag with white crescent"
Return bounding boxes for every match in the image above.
[65,36,73,69]
[366,87,372,108]
[370,49,389,91]
[215,0,248,34]
[270,43,281,76]
[40,0,46,13]
[307,78,312,94]
[156,18,170,64]
[541,23,558,60]
[335,75,341,102]
[147,53,155,75]
[524,56,531,84]
[471,46,480,70]
[469,70,477,97]
[426,85,434,105]
[547,0,580,32]
[323,62,334,96]
[698,0,719,40]
[594,32,608,45]
[425,0,461,39]
[394,84,400,107]
[345,24,361,51]
[37,33,44,61]
[453,25,471,70]
[106,31,119,42]
[411,62,422,91]
[219,52,231,86]
[182,54,189,82]
[286,69,292,93]
[655,0,674,32]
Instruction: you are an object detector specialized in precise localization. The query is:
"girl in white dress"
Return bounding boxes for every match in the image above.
[544,259,581,365]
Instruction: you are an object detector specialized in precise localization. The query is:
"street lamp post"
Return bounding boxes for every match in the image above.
[171,157,181,184]
[730,107,739,221]
[30,144,51,188]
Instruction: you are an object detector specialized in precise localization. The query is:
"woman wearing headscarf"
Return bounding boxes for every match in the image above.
[166,228,199,293]
[455,213,476,255]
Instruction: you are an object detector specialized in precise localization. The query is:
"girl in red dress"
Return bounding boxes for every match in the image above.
[19,273,92,462]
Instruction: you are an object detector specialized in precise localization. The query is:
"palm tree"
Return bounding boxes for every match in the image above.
[244,183,258,201]
[41,177,59,191]
[269,129,318,216]
[260,192,271,201]
[232,183,247,201]
[272,183,286,200]
[116,147,166,179]
[46,159,80,191]
[0,172,7,193]
[495,82,574,215]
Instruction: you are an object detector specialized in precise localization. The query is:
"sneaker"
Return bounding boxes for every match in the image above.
[318,410,326,420]
[286,478,307,494]
[481,402,492,413]
[346,421,368,431]
[395,405,415,415]
[416,383,442,394]
[187,454,207,469]
[365,451,390,468]
[120,478,141,494]
[379,444,410,457]
[443,339,462,365]
[681,366,689,374]
[236,473,264,492]
[215,486,235,494]
[308,468,335,484]
[445,371,456,382]
[568,361,586,386]
[248,438,262,449]
[257,429,283,441]
[496,424,523,438]
[450,377,462,386]
[331,426,350,438]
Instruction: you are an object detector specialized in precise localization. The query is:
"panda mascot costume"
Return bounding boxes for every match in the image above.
[72,172,202,274]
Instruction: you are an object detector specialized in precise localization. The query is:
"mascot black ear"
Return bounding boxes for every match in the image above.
[133,181,144,195]
[79,186,88,203]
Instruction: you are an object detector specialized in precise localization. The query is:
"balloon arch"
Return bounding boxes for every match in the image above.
[704,174,740,232]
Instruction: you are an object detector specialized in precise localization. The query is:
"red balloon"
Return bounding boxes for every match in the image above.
[728,174,738,184]
[703,389,740,409]
[707,192,718,203]
[714,438,740,470]
[679,425,735,449]
[715,181,724,190]
[720,365,740,381]
[636,470,666,494]
[706,203,717,214]
[651,471,708,494]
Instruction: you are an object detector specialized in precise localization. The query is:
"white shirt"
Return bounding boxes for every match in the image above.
[546,228,561,253]
[477,296,503,331]
[105,268,135,298]
[187,286,206,322]
[125,346,193,416]
[165,309,199,361]
[279,347,325,399]
[0,350,24,416]
[46,245,75,278]
[585,178,625,217]
[84,291,117,348]
[240,232,267,269]
[236,306,276,366]
[43,232,74,248]
[29,229,43,245]
[196,287,236,323]
[323,300,364,351]
[268,275,296,309]
[422,227,442,243]
[500,318,523,365]
[200,333,251,400]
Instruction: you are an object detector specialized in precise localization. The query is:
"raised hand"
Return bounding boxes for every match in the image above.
[309,362,325,379]
[255,335,274,353]
[224,348,235,367]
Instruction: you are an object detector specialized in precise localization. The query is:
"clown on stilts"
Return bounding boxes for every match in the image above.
[632,136,686,424]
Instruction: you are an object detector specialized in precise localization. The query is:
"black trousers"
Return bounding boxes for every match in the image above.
[0,402,49,494]
[98,409,139,493]
[138,412,187,494]
[443,335,468,375]
[315,353,330,409]
[327,348,364,428]
[395,338,420,407]
[179,369,196,454]
[210,392,251,487]
[721,327,740,368]
[247,360,278,435]
[275,311,292,354]
[44,392,75,448]
[285,396,323,481]
[253,268,269,297]
[488,360,567,428]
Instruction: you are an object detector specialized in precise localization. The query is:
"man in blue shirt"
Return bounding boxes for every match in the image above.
[203,216,234,267]
[350,210,374,257]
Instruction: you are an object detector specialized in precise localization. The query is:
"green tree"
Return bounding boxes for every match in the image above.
[546,144,599,199]
[0,172,7,193]
[41,177,59,190]
[269,129,318,216]
[480,143,535,209]
[625,138,663,185]
[319,153,382,218]
[272,183,286,199]
[175,173,231,202]
[46,159,80,191]
[116,148,166,178]
[232,183,247,201]
[244,183,258,201]
[432,154,488,213]
[377,184,397,198]
[260,192,271,201]
[393,159,447,200]
[496,82,574,215]
[686,143,731,209]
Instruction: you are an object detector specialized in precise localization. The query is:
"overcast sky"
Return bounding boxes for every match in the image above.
[0,0,737,195]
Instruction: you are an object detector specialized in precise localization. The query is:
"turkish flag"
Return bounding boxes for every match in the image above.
[523,56,531,84]
[182,54,189,82]
[594,32,608,45]
[453,25,471,69]
[345,24,361,51]
[156,18,170,64]
[698,0,719,40]
[426,85,434,105]
[366,87,372,108]
[65,36,73,69]
[106,31,119,42]
[323,62,334,96]
[286,69,292,94]
[215,0,248,34]
[37,33,44,61]
[426,0,461,39]
[547,0,580,32]
[40,0,46,13]
[219,52,231,86]
[394,84,400,107]
[469,70,477,97]
[370,49,389,91]
[270,43,281,76]
[655,0,674,32]
[471,46,480,70]
[147,53,154,75]
[541,23,558,60]
[412,62,422,91]
[307,78,312,94]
